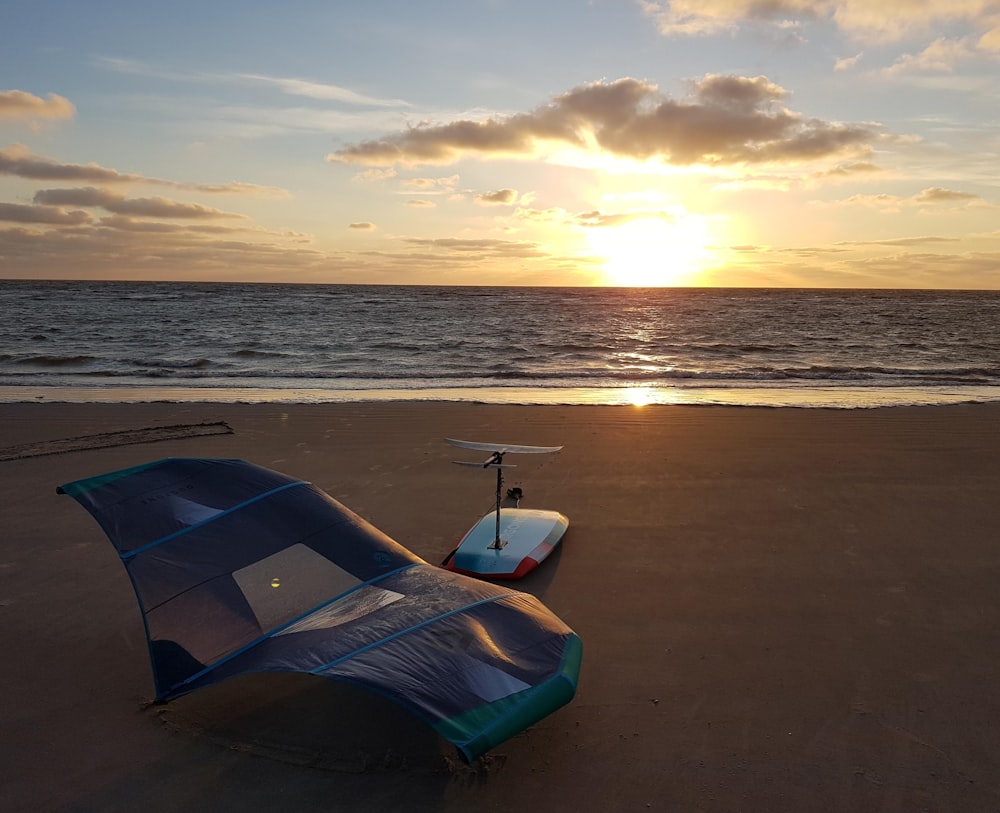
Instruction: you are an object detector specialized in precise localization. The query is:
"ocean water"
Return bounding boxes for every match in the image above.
[3,280,1000,408]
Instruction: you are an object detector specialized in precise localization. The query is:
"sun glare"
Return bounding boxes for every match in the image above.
[588,214,713,286]
[625,386,654,406]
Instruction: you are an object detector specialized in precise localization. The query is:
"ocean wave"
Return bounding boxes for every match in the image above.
[232,349,291,359]
[369,341,426,352]
[132,357,215,369]
[15,354,97,367]
[5,366,999,388]
[4,282,1000,400]
[116,294,187,302]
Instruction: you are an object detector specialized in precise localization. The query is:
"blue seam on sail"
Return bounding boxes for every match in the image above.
[121,480,307,561]
[311,591,516,673]
[167,562,422,693]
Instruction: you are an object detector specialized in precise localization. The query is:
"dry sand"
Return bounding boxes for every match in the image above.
[2,401,1000,812]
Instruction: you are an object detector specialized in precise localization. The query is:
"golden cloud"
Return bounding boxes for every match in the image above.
[639,0,1000,43]
[0,202,90,225]
[33,187,248,219]
[1,145,289,197]
[328,75,875,169]
[0,90,75,121]
[475,188,518,205]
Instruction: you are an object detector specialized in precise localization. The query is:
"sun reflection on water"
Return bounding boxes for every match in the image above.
[625,387,654,406]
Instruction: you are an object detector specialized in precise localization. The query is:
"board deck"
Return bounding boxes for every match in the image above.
[445,508,569,580]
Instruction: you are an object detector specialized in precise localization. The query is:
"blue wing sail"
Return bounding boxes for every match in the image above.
[58,458,580,761]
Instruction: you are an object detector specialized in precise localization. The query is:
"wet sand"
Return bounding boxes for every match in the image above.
[3,401,1000,812]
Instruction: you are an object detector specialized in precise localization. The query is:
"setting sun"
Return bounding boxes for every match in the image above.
[587,213,714,286]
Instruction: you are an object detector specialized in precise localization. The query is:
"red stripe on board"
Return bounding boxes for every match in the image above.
[444,556,540,580]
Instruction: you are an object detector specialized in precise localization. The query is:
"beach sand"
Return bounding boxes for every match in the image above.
[2,401,1000,812]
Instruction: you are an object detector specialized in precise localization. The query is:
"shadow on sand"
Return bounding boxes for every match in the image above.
[156,673,455,774]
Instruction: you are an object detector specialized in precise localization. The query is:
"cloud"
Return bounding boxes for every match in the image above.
[638,0,822,37]
[190,182,290,198]
[638,0,1000,44]
[0,202,91,225]
[915,187,982,203]
[97,57,410,108]
[0,145,289,197]
[830,1,1000,44]
[0,222,332,281]
[228,74,410,107]
[809,161,885,183]
[0,90,75,121]
[401,237,545,258]
[980,25,1000,51]
[94,215,251,234]
[882,37,1000,77]
[883,36,981,75]
[834,53,863,71]
[574,209,679,227]
[0,143,331,282]
[511,204,687,230]
[353,168,398,182]
[513,206,569,223]
[1,145,145,184]
[475,188,518,205]
[33,187,248,219]
[817,160,882,176]
[328,75,875,169]
[405,199,436,208]
[837,235,962,247]
[400,175,460,192]
[827,187,989,211]
[348,221,376,230]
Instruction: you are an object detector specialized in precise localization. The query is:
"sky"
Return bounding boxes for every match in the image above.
[2,1,1000,289]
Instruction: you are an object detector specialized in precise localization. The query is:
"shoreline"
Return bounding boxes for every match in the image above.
[4,400,1000,811]
[4,382,1000,409]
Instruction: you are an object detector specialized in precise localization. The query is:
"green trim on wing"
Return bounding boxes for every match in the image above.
[435,633,583,762]
[56,459,167,497]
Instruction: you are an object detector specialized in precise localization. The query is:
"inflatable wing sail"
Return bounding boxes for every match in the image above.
[58,458,581,762]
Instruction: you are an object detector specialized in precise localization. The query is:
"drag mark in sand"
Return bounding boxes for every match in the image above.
[0,421,233,461]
